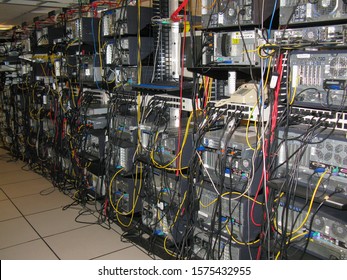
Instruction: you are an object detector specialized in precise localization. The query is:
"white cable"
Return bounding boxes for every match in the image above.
[196,151,220,196]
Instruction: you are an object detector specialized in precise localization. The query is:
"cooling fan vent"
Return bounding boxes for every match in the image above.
[313,217,325,230]
[219,1,238,21]
[329,56,347,77]
[316,0,338,15]
[303,29,319,41]
[332,222,347,240]
[313,139,347,166]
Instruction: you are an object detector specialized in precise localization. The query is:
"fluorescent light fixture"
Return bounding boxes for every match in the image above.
[0,24,14,30]
[40,2,71,8]
[30,8,54,14]
[49,0,79,3]
[7,0,41,5]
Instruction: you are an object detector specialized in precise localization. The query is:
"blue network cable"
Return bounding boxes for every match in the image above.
[268,0,279,38]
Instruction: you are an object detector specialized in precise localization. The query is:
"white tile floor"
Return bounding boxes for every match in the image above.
[0,148,155,260]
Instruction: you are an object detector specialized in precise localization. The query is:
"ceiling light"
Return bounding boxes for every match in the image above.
[40,2,71,8]
[0,24,14,30]
[30,8,54,14]
[48,0,79,3]
[7,0,41,5]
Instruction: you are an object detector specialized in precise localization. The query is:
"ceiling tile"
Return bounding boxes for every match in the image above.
[40,2,71,8]
[7,0,41,5]
[47,0,79,3]
[0,0,82,37]
[0,4,39,25]
[30,7,55,14]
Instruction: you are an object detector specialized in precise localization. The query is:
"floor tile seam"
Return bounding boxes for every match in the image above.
[23,203,84,218]
[0,159,20,162]
[0,194,9,202]
[0,167,37,174]
[89,245,135,260]
[0,160,137,259]
[0,186,75,216]
[40,224,94,239]
[0,183,74,202]
[0,187,59,200]
[0,237,42,251]
[1,190,61,259]
[21,205,77,217]
[0,214,23,223]
[3,201,104,241]
[0,215,23,223]
[0,169,25,174]
[43,220,123,237]
[0,176,47,187]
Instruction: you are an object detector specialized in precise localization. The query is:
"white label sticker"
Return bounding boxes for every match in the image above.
[296,54,311,58]
[218,13,224,24]
[325,65,330,74]
[233,31,255,39]
[270,74,279,89]
[306,3,312,18]
[198,211,208,218]
[292,65,299,88]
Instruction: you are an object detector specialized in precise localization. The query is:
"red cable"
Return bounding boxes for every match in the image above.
[170,0,189,22]
[256,242,262,260]
[175,5,187,176]
[253,54,285,258]
[104,199,108,216]
[250,171,264,227]
[270,54,283,144]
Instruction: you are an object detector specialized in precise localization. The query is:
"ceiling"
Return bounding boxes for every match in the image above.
[0,0,80,30]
